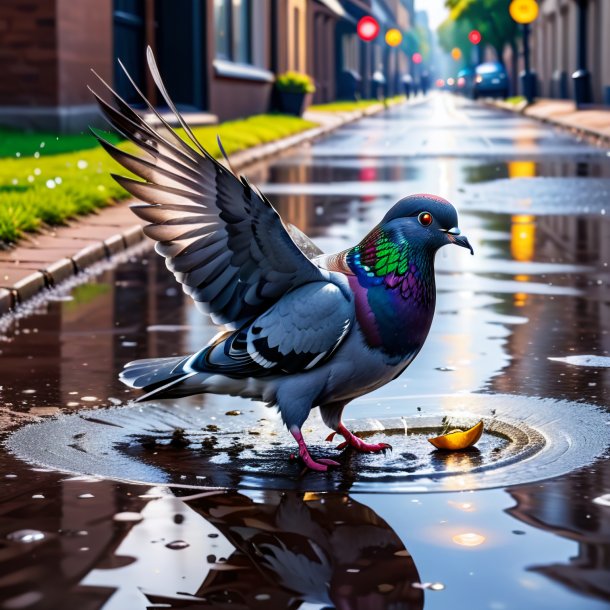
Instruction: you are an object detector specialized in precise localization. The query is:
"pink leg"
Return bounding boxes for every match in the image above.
[290,426,340,472]
[334,423,392,453]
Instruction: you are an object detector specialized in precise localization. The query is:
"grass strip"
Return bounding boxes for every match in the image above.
[0,113,317,245]
[309,95,406,113]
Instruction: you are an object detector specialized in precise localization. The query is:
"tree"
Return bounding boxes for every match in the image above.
[444,0,520,65]
[437,15,472,68]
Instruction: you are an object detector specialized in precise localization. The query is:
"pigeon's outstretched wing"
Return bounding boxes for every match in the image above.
[91,47,325,329]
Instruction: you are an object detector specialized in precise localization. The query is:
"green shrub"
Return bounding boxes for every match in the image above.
[275,71,316,94]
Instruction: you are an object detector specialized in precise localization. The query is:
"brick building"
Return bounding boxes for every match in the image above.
[0,0,413,133]
[531,0,610,104]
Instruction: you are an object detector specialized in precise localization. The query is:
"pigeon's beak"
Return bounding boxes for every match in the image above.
[443,227,474,255]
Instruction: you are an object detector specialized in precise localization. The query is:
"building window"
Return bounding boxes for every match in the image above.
[214,0,252,64]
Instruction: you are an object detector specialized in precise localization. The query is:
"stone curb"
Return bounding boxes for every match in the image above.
[0,98,422,316]
[479,98,610,147]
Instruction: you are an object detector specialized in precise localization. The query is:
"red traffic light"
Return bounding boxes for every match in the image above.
[412,52,422,64]
[468,30,482,45]
[357,16,380,42]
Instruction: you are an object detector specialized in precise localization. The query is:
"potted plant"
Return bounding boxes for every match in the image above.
[274,71,316,116]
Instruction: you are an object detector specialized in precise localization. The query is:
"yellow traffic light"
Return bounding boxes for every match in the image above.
[509,0,539,24]
[451,47,462,61]
[385,28,403,47]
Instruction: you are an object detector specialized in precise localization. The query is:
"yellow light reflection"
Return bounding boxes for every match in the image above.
[511,215,536,262]
[448,501,476,512]
[508,161,536,178]
[452,532,486,547]
[514,292,528,307]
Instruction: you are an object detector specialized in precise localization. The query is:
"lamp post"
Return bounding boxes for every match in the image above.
[572,0,592,106]
[468,29,482,65]
[509,0,539,104]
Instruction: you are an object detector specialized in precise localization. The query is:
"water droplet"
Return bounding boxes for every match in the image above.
[435,366,456,372]
[377,583,394,593]
[80,546,90,552]
[34,151,40,159]
[255,594,271,601]
[7,529,45,543]
[78,493,94,499]
[412,581,445,591]
[593,494,610,507]
[46,179,56,189]
[54,176,62,184]
[81,396,97,402]
[32,494,45,499]
[512,530,526,535]
[165,540,190,550]
[77,160,88,169]
[22,389,36,394]
[113,511,143,523]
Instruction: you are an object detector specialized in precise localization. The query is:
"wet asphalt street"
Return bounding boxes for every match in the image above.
[1,94,609,610]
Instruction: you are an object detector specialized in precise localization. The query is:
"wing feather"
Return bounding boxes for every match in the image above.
[93,47,326,328]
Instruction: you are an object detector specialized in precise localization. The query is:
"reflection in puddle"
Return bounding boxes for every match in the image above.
[80,490,424,610]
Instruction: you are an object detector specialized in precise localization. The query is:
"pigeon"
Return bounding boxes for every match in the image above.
[91,48,474,472]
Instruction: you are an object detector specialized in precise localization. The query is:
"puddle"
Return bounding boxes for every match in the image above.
[7,393,608,493]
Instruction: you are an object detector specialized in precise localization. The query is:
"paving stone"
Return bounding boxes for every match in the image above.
[11,271,46,302]
[104,233,125,256]
[44,258,75,286]
[122,225,145,247]
[71,243,107,270]
[0,288,12,315]
[0,248,79,265]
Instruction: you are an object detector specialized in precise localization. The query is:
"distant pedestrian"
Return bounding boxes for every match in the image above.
[402,74,413,98]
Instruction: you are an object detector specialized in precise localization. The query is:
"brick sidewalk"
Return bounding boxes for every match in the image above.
[492,98,610,143]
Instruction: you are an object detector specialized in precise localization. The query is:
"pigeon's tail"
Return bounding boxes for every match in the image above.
[120,355,207,402]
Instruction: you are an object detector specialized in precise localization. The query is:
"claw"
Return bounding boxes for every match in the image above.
[290,425,340,473]
[325,432,337,442]
[335,441,348,450]
[336,423,393,453]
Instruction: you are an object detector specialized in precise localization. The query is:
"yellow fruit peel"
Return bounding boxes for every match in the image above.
[428,420,484,450]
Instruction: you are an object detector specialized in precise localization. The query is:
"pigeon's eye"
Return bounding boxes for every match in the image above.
[418,212,433,226]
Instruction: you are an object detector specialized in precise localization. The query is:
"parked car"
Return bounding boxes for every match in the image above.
[473,62,509,99]
[456,67,476,98]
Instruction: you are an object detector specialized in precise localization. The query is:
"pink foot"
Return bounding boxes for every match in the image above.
[336,424,392,453]
[290,427,340,472]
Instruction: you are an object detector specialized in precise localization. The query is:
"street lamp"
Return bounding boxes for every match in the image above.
[385,29,402,47]
[572,0,593,106]
[451,47,462,61]
[357,16,380,42]
[509,0,538,104]
[468,30,481,45]
[468,30,482,65]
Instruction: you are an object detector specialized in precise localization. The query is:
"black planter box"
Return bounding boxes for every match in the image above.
[276,91,310,116]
